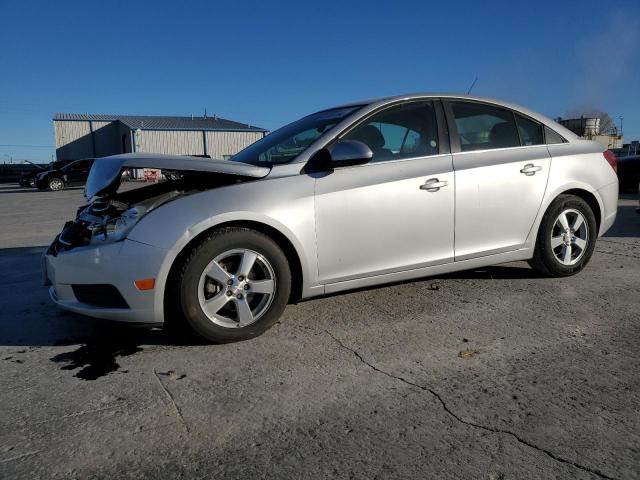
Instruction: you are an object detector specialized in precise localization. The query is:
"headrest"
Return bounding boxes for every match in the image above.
[489,122,518,148]
[359,125,386,149]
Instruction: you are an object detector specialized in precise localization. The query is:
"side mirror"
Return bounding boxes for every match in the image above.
[330,140,373,166]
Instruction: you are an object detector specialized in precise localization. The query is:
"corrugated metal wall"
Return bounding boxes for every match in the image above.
[205,131,264,158]
[54,121,93,160]
[136,130,205,156]
[55,120,266,161]
[92,121,122,157]
[54,121,90,149]
[118,122,133,154]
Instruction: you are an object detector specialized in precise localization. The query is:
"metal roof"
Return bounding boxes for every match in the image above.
[53,113,267,132]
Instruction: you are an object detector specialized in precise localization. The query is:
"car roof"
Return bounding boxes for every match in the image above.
[62,158,94,168]
[331,92,578,140]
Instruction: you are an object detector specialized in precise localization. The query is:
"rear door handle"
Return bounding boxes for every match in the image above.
[520,164,542,176]
[420,178,448,192]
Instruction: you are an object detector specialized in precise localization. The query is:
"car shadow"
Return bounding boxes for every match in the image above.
[603,205,639,238]
[2,197,637,378]
[0,184,84,195]
[0,246,536,347]
[0,246,208,379]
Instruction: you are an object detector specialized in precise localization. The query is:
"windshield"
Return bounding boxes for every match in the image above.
[231,106,362,165]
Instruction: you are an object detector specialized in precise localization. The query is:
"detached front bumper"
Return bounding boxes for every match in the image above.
[43,238,168,324]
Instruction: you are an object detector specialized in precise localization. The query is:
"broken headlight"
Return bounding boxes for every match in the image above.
[90,206,147,244]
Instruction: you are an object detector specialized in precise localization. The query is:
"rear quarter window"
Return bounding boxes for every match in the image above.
[544,126,566,144]
[514,114,544,146]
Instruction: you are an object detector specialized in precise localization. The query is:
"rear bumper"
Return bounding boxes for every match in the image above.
[597,181,619,237]
[43,239,167,324]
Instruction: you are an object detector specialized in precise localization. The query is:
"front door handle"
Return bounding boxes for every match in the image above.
[520,164,542,176]
[420,178,448,192]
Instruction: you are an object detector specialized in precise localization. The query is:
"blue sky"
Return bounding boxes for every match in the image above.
[1,0,639,162]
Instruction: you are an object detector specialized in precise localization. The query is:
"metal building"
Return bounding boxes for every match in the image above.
[53,113,268,161]
[557,117,624,149]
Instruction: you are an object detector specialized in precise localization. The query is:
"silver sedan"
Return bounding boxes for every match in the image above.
[43,94,619,342]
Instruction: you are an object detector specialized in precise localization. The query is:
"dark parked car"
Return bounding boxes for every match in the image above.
[36,158,95,191]
[617,154,640,193]
[19,160,73,187]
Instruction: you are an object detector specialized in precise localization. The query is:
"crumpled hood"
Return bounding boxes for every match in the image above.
[84,153,270,200]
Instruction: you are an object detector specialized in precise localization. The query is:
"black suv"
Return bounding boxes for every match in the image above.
[36,158,95,191]
[19,160,73,187]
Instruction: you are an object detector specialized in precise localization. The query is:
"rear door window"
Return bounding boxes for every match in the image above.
[449,101,520,152]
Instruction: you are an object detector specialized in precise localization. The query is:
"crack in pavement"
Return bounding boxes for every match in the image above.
[19,402,129,428]
[324,330,616,480]
[152,368,190,435]
[596,249,640,260]
[0,450,40,464]
[598,239,640,248]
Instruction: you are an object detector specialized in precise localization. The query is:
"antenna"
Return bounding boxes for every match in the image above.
[466,76,478,94]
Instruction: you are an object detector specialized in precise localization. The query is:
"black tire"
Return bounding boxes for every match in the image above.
[177,227,291,343]
[529,194,597,277]
[48,177,65,191]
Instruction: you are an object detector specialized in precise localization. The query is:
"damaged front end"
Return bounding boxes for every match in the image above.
[48,154,271,255]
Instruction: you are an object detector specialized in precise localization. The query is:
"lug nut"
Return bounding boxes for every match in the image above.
[226,290,232,296]
[236,293,243,299]
[244,284,250,290]
[227,279,233,285]
[238,275,245,281]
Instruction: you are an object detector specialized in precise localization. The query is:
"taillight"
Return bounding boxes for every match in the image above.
[603,150,617,173]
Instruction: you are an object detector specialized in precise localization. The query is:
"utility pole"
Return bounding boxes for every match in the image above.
[619,116,623,136]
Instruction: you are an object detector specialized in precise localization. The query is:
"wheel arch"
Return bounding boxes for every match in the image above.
[163,219,305,322]
[526,185,604,249]
[559,188,601,233]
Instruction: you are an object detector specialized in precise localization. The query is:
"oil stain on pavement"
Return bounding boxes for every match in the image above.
[51,340,142,380]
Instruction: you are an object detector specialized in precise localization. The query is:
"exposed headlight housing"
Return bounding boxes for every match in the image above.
[90,206,147,244]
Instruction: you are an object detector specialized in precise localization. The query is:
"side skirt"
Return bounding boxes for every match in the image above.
[320,248,533,296]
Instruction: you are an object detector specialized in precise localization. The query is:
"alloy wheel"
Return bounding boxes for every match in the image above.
[551,209,589,266]
[197,249,276,328]
[49,179,64,191]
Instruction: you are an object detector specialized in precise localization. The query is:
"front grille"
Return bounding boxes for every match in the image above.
[72,284,129,309]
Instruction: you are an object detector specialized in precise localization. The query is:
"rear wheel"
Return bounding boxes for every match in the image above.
[48,177,65,191]
[529,195,597,276]
[178,228,291,343]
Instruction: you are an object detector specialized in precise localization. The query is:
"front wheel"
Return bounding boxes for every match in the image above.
[178,228,291,343]
[529,194,597,277]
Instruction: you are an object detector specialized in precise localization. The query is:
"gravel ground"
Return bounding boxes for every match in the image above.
[0,183,639,479]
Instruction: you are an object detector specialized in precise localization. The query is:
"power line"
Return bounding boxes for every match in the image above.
[0,144,53,148]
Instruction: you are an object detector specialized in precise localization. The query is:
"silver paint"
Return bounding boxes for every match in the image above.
[45,94,619,324]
